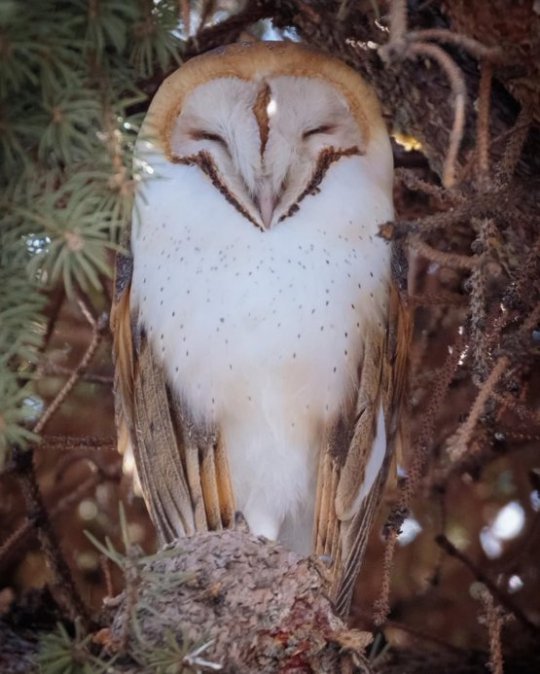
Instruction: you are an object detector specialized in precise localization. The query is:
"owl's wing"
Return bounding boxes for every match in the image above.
[111,253,236,543]
[314,275,410,617]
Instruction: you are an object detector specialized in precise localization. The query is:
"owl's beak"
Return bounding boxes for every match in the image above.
[255,178,277,229]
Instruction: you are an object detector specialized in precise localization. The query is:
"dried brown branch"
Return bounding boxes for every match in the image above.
[492,391,540,427]
[435,535,538,636]
[184,0,272,58]
[40,434,116,452]
[405,42,466,188]
[39,285,66,355]
[42,363,113,385]
[404,337,464,505]
[480,588,505,674]
[476,61,493,180]
[409,290,467,307]
[54,449,120,484]
[406,29,503,62]
[376,2,473,188]
[395,168,463,205]
[410,237,478,271]
[448,356,510,463]
[373,520,400,626]
[497,105,534,186]
[12,446,91,626]
[101,555,114,599]
[33,311,109,435]
[384,1,403,42]
[384,618,470,655]
[196,0,218,34]
[180,0,191,37]
[0,472,104,575]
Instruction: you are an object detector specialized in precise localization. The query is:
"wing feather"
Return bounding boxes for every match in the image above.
[134,337,195,538]
[200,445,224,531]
[314,280,410,616]
[111,254,236,544]
[214,438,236,528]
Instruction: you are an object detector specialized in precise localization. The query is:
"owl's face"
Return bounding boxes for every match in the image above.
[170,76,367,229]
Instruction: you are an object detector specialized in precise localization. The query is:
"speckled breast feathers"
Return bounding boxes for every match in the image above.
[112,41,409,617]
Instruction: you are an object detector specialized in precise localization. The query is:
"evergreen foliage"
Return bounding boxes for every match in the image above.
[0,0,185,465]
[36,620,113,674]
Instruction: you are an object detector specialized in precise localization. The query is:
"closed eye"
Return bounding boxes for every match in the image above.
[190,130,227,146]
[302,124,335,139]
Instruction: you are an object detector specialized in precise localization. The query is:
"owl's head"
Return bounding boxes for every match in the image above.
[143,42,392,230]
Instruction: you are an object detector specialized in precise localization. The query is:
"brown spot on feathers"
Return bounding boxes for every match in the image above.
[172,150,264,231]
[280,145,362,222]
[252,82,271,157]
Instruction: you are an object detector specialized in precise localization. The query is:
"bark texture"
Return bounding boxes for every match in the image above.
[109,530,373,673]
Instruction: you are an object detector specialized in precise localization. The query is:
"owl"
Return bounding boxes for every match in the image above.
[112,41,409,616]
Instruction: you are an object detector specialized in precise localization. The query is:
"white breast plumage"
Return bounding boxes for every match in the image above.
[131,147,392,550]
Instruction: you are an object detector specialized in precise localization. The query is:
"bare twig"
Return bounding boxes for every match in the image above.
[180,0,191,37]
[404,337,464,505]
[0,472,104,574]
[41,434,116,451]
[379,2,472,187]
[409,290,467,307]
[407,29,503,62]
[39,285,66,355]
[448,356,510,462]
[476,61,493,179]
[388,0,407,44]
[410,237,478,271]
[43,363,113,385]
[383,618,469,654]
[101,555,115,599]
[33,311,108,434]
[373,517,401,625]
[481,588,505,674]
[184,0,272,58]
[435,534,538,636]
[395,168,464,205]
[497,105,534,186]
[12,446,92,626]
[54,449,120,483]
[406,42,466,188]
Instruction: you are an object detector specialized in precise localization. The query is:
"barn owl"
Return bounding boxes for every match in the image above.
[113,41,409,616]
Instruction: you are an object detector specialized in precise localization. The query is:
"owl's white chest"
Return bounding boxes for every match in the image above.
[132,155,392,551]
